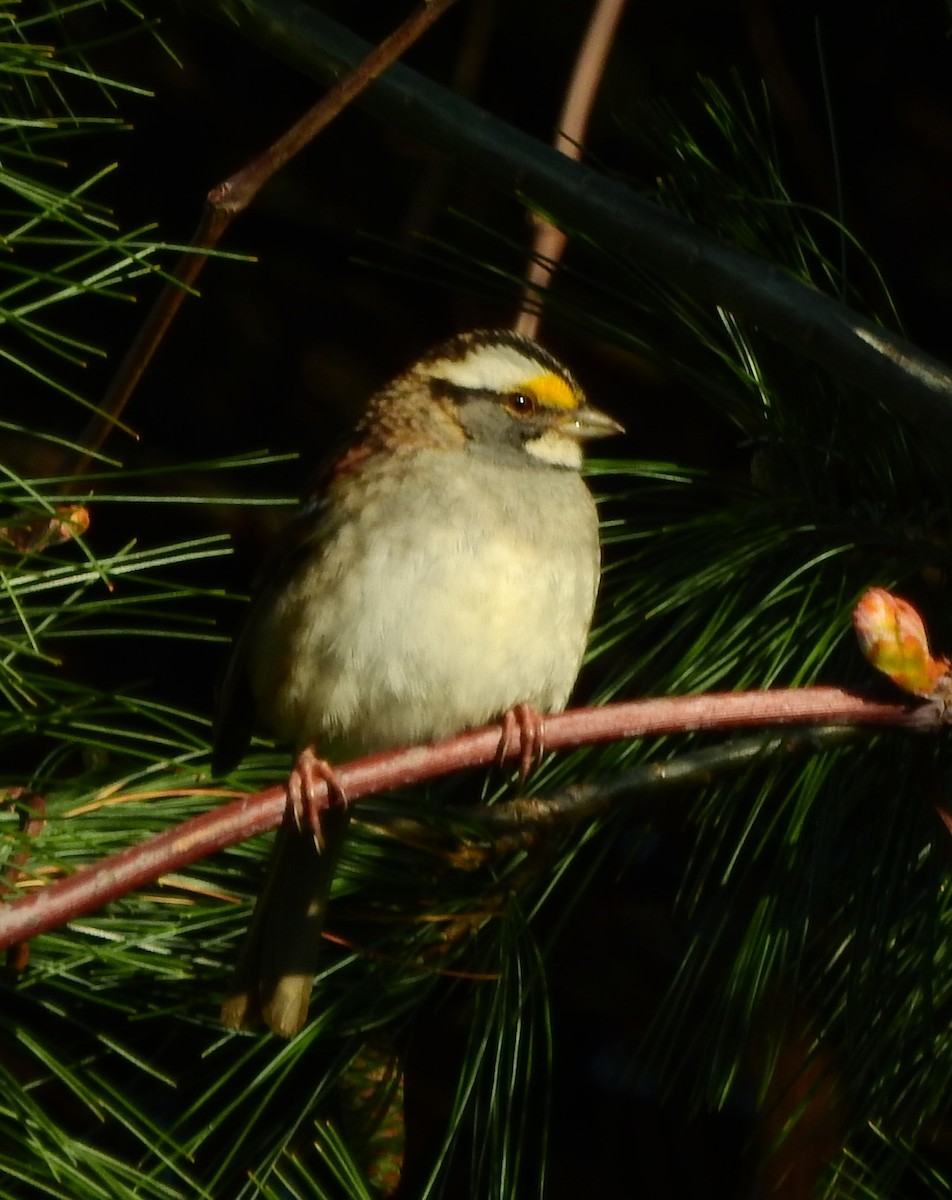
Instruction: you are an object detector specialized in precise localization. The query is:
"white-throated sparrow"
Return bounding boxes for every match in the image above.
[214,329,622,1036]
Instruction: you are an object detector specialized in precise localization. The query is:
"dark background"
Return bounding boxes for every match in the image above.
[8,2,952,1195]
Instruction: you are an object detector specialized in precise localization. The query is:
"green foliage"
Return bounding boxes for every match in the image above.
[3,12,952,1200]
[1,2,165,418]
[567,81,952,1198]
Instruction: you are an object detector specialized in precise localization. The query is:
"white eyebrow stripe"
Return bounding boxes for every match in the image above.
[428,345,552,390]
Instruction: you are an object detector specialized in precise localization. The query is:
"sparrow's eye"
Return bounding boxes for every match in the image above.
[505,391,536,416]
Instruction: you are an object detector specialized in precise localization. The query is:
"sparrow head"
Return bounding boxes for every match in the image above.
[419,330,624,468]
[358,330,623,469]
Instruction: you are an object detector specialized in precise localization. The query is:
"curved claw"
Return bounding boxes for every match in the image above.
[287,746,348,851]
[497,703,546,782]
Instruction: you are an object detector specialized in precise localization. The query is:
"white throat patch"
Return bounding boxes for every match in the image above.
[525,429,583,468]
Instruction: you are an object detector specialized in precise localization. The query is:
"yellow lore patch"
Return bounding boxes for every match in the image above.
[521,372,580,411]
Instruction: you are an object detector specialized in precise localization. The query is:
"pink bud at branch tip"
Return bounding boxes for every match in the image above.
[853,587,951,699]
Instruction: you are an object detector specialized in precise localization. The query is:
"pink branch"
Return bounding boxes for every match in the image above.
[0,686,933,949]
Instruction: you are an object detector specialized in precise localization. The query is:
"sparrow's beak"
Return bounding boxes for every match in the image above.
[559,405,625,440]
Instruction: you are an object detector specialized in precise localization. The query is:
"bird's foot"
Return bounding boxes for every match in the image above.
[287,746,348,851]
[497,703,546,782]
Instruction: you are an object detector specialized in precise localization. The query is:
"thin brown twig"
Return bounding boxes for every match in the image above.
[515,0,628,338]
[63,0,462,485]
[473,723,861,843]
[0,685,935,950]
[378,723,864,865]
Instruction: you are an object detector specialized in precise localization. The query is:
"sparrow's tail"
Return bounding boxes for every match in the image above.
[221,804,349,1038]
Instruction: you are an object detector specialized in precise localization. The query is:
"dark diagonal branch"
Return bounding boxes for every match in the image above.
[195,0,952,436]
[0,686,935,950]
